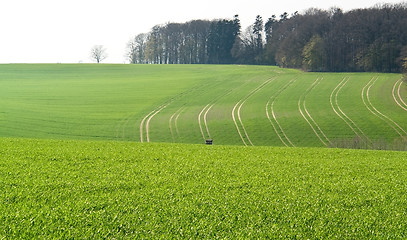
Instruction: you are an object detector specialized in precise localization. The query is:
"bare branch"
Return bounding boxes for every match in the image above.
[90,45,107,63]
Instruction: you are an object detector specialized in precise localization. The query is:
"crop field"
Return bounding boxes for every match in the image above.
[1,64,406,150]
[1,137,407,238]
[1,65,407,238]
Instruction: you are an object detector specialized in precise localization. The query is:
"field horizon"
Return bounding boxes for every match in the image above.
[1,63,406,150]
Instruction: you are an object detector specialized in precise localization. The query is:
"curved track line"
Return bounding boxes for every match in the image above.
[140,110,156,142]
[198,104,210,140]
[398,80,407,108]
[197,80,253,143]
[140,79,223,143]
[298,78,325,145]
[265,78,297,147]
[393,78,407,111]
[203,104,214,139]
[362,77,407,137]
[198,103,215,141]
[271,101,296,147]
[330,77,369,145]
[174,110,182,139]
[298,77,331,146]
[265,101,289,147]
[303,101,332,145]
[232,100,248,146]
[140,103,169,143]
[232,79,273,146]
[335,78,366,137]
[169,107,184,142]
[237,99,254,146]
[145,104,168,142]
[169,112,177,142]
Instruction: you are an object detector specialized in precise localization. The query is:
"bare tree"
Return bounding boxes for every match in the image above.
[90,45,107,63]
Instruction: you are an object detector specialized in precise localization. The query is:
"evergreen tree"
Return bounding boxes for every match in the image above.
[207,15,241,64]
[253,15,264,60]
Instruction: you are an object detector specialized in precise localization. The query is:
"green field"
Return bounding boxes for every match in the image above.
[2,64,407,238]
[1,64,406,149]
[1,137,407,238]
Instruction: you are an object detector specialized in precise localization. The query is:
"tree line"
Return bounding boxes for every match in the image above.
[127,16,240,64]
[127,3,407,73]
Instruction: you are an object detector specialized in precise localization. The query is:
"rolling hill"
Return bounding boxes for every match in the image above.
[0,64,406,150]
[2,64,407,238]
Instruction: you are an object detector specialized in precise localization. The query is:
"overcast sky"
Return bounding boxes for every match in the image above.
[0,0,404,63]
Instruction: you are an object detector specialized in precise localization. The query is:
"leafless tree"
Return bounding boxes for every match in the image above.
[90,45,107,63]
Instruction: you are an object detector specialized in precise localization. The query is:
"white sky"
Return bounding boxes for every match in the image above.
[0,0,404,63]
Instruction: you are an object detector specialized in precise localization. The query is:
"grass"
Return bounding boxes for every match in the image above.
[0,64,406,149]
[1,65,407,238]
[0,64,204,140]
[1,137,407,238]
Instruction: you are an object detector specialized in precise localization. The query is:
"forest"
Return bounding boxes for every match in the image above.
[127,3,407,73]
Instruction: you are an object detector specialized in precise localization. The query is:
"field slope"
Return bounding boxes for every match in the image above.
[0,64,406,149]
[1,137,407,238]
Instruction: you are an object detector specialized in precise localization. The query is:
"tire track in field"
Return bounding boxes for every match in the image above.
[169,107,184,142]
[392,78,407,111]
[196,79,253,143]
[203,104,214,139]
[298,77,331,146]
[265,78,297,147]
[362,77,407,137]
[330,77,370,145]
[174,108,183,139]
[140,78,220,143]
[232,79,274,146]
[140,103,170,142]
[398,80,407,108]
[198,104,214,140]
[139,79,218,143]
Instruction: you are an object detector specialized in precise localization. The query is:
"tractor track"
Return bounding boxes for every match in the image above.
[138,79,217,143]
[198,104,214,140]
[362,77,407,137]
[330,77,370,145]
[392,78,407,111]
[169,107,184,142]
[203,104,214,139]
[232,79,274,146]
[298,77,331,146]
[197,79,252,143]
[265,78,297,147]
[140,103,170,143]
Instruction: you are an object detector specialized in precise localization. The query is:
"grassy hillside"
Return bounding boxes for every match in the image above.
[1,137,407,238]
[0,64,406,149]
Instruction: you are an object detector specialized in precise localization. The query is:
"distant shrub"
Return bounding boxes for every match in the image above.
[330,137,407,151]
